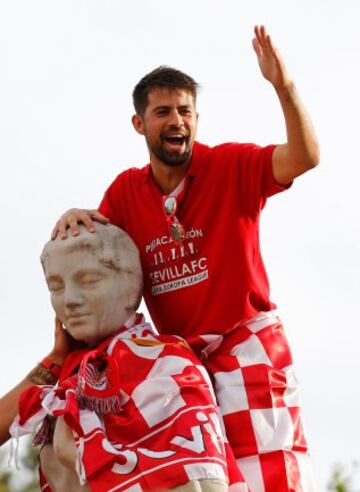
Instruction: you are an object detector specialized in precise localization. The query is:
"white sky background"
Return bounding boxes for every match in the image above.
[0,0,359,489]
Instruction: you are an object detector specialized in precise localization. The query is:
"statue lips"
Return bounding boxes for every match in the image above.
[66,313,92,326]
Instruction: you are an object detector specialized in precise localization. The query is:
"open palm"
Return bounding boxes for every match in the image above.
[252,25,291,90]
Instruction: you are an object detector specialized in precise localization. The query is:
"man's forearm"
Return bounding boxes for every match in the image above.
[0,364,58,446]
[272,81,320,184]
[252,25,320,184]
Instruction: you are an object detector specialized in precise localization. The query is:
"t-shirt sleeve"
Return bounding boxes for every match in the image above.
[98,175,125,228]
[223,143,292,215]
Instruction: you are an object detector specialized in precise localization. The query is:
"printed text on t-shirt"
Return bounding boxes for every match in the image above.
[145,228,209,296]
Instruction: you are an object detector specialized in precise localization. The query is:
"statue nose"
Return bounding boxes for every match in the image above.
[64,284,83,307]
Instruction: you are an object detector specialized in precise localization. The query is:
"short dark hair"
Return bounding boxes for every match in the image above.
[132,66,199,116]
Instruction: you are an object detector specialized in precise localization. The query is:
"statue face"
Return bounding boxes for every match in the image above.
[43,232,139,345]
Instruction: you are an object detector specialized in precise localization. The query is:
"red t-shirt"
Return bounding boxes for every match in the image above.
[99,141,290,339]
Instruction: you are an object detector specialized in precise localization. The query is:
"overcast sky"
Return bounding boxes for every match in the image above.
[0,0,359,489]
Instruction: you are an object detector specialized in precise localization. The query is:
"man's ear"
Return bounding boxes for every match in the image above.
[132,114,145,135]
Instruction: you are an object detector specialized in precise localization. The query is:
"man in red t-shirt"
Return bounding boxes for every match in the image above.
[2,26,319,491]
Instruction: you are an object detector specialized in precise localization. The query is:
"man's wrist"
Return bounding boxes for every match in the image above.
[274,79,296,97]
[46,350,67,367]
[26,357,63,385]
[39,357,62,378]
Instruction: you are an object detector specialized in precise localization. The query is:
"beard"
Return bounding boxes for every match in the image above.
[149,136,193,167]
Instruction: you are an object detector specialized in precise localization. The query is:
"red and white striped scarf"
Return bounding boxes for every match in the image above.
[10,315,245,491]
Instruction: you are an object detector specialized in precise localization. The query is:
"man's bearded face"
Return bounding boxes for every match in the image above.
[141,88,198,167]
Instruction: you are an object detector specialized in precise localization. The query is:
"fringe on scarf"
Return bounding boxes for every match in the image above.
[75,436,86,486]
[8,435,20,470]
[77,392,123,415]
[32,416,55,447]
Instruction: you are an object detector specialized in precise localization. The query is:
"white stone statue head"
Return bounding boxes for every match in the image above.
[41,224,143,345]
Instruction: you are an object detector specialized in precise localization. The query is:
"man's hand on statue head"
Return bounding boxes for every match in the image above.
[47,318,86,366]
[51,208,110,240]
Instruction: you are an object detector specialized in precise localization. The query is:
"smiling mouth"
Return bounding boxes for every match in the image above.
[163,134,188,149]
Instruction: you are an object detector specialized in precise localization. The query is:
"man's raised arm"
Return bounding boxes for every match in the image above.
[252,25,320,185]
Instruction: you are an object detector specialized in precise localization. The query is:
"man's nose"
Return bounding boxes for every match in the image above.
[168,110,183,127]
